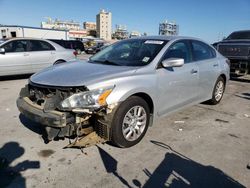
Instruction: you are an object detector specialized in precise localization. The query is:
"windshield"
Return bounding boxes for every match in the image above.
[89,39,168,66]
[226,31,250,40]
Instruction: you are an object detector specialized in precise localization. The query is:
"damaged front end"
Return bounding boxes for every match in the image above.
[16,83,118,148]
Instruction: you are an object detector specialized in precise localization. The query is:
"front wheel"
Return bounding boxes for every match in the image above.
[209,76,225,105]
[111,96,150,148]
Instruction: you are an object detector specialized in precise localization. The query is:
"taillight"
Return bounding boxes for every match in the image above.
[73,51,77,56]
[226,59,230,66]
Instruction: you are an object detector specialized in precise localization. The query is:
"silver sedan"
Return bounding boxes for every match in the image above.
[17,36,230,148]
[0,38,77,76]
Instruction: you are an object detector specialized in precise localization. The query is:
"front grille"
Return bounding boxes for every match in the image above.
[230,60,249,75]
[29,85,56,104]
[218,44,249,57]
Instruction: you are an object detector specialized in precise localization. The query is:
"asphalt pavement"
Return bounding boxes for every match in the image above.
[0,69,249,187]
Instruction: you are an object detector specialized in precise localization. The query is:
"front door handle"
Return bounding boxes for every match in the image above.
[191,69,198,74]
[23,53,29,56]
[213,63,219,67]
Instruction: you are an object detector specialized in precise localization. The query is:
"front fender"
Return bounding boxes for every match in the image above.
[87,73,157,106]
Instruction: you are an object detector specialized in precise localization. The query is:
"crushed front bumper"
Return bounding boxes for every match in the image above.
[16,85,119,147]
[17,97,68,128]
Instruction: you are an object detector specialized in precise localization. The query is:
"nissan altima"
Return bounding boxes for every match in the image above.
[17,36,229,148]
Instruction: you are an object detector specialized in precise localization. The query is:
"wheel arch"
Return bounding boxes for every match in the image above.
[130,92,154,115]
[54,59,66,65]
[219,74,227,85]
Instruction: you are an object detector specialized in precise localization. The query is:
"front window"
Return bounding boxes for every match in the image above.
[2,40,28,53]
[162,41,191,63]
[89,39,168,66]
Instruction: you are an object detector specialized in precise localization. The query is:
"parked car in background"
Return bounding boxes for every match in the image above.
[85,42,104,54]
[0,38,76,76]
[212,42,219,49]
[17,36,229,148]
[217,30,250,77]
[99,43,111,51]
[49,39,85,54]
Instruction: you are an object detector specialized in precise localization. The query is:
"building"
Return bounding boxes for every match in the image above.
[68,30,87,39]
[83,22,96,30]
[41,18,89,39]
[0,25,69,40]
[159,20,179,36]
[112,25,129,40]
[96,9,112,40]
[41,17,80,30]
[83,22,97,37]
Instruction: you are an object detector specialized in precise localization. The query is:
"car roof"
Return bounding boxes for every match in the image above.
[230,30,250,33]
[132,35,202,41]
[4,37,52,41]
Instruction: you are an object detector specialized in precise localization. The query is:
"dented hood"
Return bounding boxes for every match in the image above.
[30,61,137,87]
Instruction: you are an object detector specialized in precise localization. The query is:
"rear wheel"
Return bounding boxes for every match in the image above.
[209,76,225,105]
[111,96,150,148]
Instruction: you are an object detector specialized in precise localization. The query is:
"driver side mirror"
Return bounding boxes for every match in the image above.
[0,48,5,55]
[161,58,184,68]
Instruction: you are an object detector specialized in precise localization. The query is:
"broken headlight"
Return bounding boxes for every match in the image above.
[60,86,114,109]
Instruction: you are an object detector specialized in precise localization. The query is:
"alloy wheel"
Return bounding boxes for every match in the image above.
[122,105,147,141]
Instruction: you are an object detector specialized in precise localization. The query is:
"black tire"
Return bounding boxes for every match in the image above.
[208,76,225,105]
[54,60,66,65]
[111,96,150,148]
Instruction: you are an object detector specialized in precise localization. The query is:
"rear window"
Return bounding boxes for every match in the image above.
[227,31,250,40]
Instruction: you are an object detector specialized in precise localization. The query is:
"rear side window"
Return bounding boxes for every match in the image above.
[191,40,216,61]
[2,40,28,53]
[29,40,55,51]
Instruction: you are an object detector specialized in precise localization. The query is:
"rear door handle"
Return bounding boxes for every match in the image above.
[23,53,29,56]
[191,69,198,74]
[213,63,219,67]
